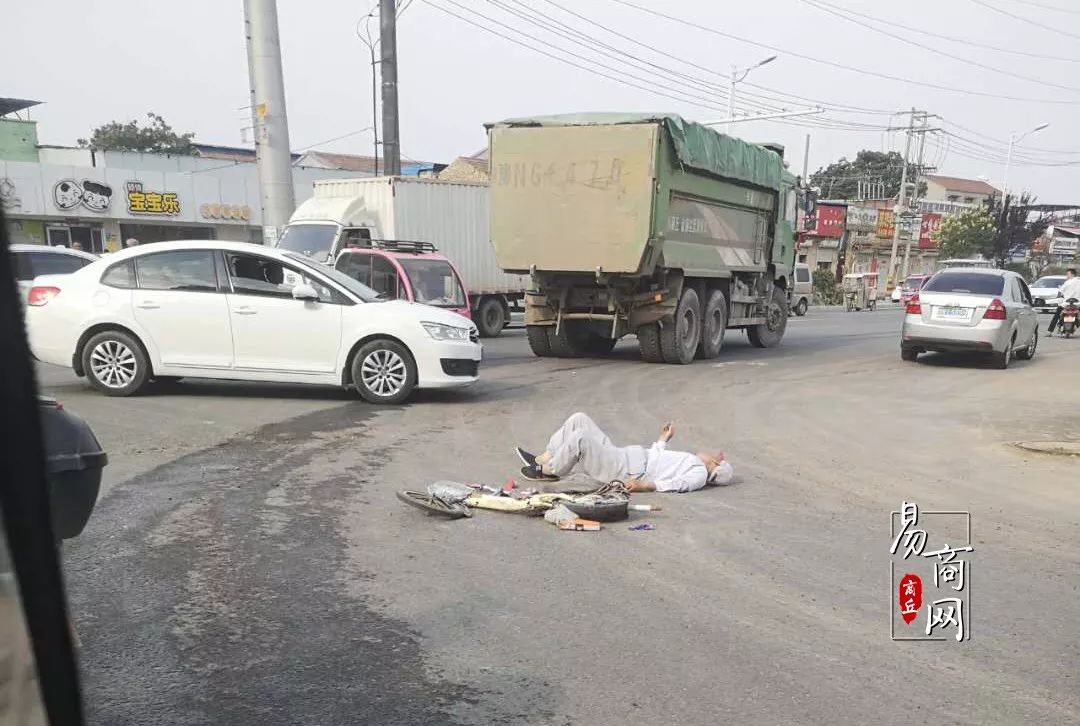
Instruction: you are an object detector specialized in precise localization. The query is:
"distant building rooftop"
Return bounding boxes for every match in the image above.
[926,174,999,196]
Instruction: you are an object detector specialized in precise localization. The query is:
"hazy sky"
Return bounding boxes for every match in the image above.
[6,0,1080,200]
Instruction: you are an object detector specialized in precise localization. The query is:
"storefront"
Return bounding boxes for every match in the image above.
[1,161,261,251]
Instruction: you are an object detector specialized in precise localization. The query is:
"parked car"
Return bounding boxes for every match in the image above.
[11,244,97,303]
[23,241,481,404]
[900,274,929,305]
[38,396,107,539]
[789,263,812,316]
[900,268,1039,369]
[1029,275,1066,313]
[334,241,471,321]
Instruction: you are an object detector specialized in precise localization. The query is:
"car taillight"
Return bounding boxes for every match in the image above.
[27,286,60,306]
[905,293,921,314]
[984,298,1007,320]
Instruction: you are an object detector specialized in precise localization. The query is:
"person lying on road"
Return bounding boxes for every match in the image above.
[516,412,733,493]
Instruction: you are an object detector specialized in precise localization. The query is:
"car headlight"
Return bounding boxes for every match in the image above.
[421,321,472,341]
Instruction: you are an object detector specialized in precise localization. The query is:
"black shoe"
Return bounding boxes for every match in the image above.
[520,465,558,482]
[516,447,538,468]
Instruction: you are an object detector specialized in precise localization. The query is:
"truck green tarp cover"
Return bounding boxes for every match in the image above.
[489,113,784,192]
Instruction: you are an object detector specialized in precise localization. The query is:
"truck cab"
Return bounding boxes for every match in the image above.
[334,240,472,321]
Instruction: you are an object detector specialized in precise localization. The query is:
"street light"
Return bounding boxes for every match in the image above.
[1003,122,1049,199]
[727,55,778,134]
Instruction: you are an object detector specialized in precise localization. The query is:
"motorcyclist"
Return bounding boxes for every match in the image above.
[1048,268,1080,336]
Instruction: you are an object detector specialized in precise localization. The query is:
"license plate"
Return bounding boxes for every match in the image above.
[1065,316,1077,323]
[933,306,973,322]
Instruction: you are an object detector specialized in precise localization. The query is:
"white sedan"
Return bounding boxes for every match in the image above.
[24,241,481,404]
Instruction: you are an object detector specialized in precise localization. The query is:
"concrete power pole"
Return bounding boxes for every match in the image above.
[802,133,811,181]
[244,0,296,245]
[886,109,915,290]
[901,113,929,278]
[379,0,401,176]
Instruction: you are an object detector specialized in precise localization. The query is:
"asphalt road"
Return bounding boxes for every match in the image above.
[47,307,1080,725]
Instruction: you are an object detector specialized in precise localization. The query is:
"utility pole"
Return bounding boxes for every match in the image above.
[886,109,915,291]
[802,133,811,181]
[379,0,401,176]
[901,113,929,278]
[244,0,296,246]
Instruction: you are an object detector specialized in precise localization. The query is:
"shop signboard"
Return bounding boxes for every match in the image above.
[126,181,181,215]
[877,209,895,239]
[919,213,941,249]
[846,205,878,232]
[814,204,846,238]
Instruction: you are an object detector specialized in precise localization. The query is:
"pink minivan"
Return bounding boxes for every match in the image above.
[334,240,472,321]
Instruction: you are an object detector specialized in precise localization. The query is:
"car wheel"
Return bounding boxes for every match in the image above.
[794,298,808,317]
[992,336,1014,370]
[697,289,727,359]
[352,339,418,404]
[1016,327,1037,360]
[82,330,150,397]
[660,287,702,364]
[901,347,919,362]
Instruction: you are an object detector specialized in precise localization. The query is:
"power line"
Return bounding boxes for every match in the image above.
[807,0,1080,64]
[420,0,732,114]
[601,0,1080,104]
[970,0,1080,41]
[1009,0,1080,14]
[530,0,894,116]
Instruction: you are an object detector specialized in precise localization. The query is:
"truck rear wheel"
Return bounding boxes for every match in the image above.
[697,289,727,360]
[748,286,788,349]
[661,287,702,364]
[637,324,664,363]
[526,325,554,357]
[475,297,506,338]
[547,322,589,357]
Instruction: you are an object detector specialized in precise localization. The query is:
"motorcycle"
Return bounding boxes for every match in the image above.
[1060,298,1079,338]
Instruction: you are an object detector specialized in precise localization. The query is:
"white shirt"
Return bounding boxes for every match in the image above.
[643,441,709,493]
[1059,276,1080,304]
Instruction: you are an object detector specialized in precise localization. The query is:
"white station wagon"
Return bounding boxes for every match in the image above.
[24,241,482,403]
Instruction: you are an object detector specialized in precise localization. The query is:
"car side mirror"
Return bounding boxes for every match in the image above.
[292,283,319,301]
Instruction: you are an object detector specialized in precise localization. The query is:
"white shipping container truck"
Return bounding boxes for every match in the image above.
[278,176,528,336]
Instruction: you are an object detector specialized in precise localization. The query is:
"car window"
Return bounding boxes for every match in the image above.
[136,251,218,292]
[226,252,342,304]
[101,261,135,289]
[371,256,403,299]
[795,267,810,283]
[20,252,89,279]
[922,273,1004,296]
[1032,277,1064,289]
[1017,279,1033,306]
[12,252,34,281]
[336,253,373,287]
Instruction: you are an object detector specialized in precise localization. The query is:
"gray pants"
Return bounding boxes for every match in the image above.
[544,413,646,481]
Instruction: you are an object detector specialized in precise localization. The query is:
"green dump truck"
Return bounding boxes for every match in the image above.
[487,113,799,363]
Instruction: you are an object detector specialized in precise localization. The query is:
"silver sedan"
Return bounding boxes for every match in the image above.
[900,268,1039,369]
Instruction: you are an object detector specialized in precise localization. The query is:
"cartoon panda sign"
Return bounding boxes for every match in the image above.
[53,179,114,213]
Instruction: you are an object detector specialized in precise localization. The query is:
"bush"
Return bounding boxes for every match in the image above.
[812,268,844,305]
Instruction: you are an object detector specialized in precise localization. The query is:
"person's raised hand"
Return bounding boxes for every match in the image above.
[660,421,674,442]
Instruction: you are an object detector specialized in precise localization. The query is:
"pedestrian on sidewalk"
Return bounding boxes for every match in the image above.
[517,412,733,493]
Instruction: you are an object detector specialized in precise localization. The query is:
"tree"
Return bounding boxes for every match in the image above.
[935,207,996,260]
[809,150,924,200]
[78,112,195,154]
[983,192,1048,269]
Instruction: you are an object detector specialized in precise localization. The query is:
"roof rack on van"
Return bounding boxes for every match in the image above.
[365,239,438,253]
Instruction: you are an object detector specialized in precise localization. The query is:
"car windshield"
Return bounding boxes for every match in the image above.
[398,258,466,307]
[923,272,1004,296]
[283,251,382,302]
[276,223,338,258]
[1032,277,1065,289]
[902,277,924,289]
